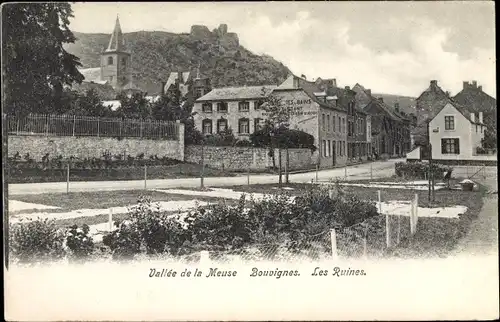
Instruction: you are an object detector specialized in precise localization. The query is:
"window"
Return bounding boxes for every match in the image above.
[476,125,478,133]
[338,116,341,132]
[121,57,126,66]
[322,140,327,157]
[238,101,250,112]
[342,118,346,133]
[217,119,227,133]
[108,56,114,65]
[333,140,336,155]
[481,126,483,133]
[444,116,455,130]
[322,114,326,131]
[333,114,336,132]
[238,118,250,134]
[202,103,213,113]
[441,138,460,154]
[327,140,331,157]
[217,102,228,113]
[254,100,264,110]
[342,141,346,156]
[327,115,330,131]
[202,119,212,134]
[254,118,262,132]
[195,89,204,99]
[337,141,341,156]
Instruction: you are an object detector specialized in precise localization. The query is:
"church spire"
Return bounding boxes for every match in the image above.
[106,15,126,52]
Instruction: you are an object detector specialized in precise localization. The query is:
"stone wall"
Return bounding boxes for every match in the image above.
[184,145,315,171]
[8,132,184,162]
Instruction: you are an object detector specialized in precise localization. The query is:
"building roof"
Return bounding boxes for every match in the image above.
[363,98,405,122]
[196,85,277,101]
[104,16,128,53]
[165,72,192,92]
[79,67,105,84]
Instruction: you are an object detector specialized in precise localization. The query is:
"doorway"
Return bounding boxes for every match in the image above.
[332,140,336,166]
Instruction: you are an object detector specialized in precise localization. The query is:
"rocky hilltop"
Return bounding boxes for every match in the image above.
[65,24,290,95]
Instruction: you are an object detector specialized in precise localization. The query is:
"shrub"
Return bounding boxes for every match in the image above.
[395,162,451,180]
[9,218,66,264]
[66,224,95,260]
[102,220,142,260]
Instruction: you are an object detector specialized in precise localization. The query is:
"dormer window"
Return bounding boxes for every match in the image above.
[238,101,250,112]
[202,103,213,113]
[108,56,114,65]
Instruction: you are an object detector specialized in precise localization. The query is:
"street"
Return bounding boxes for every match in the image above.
[7,159,402,195]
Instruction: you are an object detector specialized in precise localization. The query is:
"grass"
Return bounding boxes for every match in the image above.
[7,163,237,183]
[9,190,227,213]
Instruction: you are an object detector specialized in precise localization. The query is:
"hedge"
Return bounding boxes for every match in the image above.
[395,162,452,180]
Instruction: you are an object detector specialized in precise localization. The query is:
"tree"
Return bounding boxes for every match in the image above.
[115,92,151,119]
[2,3,84,116]
[259,87,290,185]
[64,89,113,117]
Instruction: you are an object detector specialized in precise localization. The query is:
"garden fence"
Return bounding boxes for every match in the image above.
[7,113,179,140]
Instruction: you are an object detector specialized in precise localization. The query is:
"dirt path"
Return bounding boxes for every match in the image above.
[453,173,498,256]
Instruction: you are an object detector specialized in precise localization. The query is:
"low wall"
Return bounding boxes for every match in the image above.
[184,145,315,171]
[8,134,185,161]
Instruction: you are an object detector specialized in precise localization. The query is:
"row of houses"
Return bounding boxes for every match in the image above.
[191,75,413,168]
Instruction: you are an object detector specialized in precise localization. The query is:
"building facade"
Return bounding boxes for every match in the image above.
[192,75,375,168]
[429,102,486,160]
[352,84,411,158]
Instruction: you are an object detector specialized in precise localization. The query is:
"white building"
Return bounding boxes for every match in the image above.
[428,101,486,160]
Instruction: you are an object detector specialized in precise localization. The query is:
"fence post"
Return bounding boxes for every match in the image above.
[315,163,319,182]
[397,214,401,245]
[344,165,347,180]
[483,164,486,179]
[140,119,143,138]
[144,164,147,189]
[466,165,469,178]
[45,115,49,136]
[109,208,113,231]
[72,115,76,136]
[200,142,205,189]
[247,167,250,186]
[330,229,337,259]
[370,162,373,181]
[363,229,368,259]
[414,193,418,231]
[66,162,70,194]
[97,117,100,137]
[16,118,19,135]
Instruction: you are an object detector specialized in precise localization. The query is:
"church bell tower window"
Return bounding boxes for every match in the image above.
[108,56,114,65]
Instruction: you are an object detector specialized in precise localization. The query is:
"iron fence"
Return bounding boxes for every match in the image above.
[7,114,179,140]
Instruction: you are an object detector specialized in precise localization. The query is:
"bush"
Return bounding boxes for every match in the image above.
[250,128,316,151]
[102,220,142,260]
[9,218,66,264]
[66,224,95,260]
[395,162,452,180]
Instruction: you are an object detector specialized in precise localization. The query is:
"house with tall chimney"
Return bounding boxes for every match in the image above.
[453,80,497,149]
[76,16,143,100]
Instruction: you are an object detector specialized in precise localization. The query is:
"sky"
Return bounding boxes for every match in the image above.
[69,2,496,98]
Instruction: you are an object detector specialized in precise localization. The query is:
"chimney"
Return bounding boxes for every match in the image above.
[470,112,475,122]
[366,89,371,96]
[472,80,477,88]
[161,81,166,95]
[345,86,350,90]
[478,85,483,91]
[394,102,400,112]
[377,97,383,103]
[463,81,469,90]
[333,78,337,87]
[293,76,299,89]
[430,80,437,88]
[479,112,483,123]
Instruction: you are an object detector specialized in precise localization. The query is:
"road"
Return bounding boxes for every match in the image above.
[8,159,403,195]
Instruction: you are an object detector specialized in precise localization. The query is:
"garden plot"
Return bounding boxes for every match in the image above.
[9,200,61,212]
[10,199,211,223]
[333,181,447,191]
[378,200,468,219]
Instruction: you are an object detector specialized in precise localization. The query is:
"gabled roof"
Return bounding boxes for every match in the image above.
[416,81,448,101]
[196,85,277,102]
[165,72,192,92]
[276,75,347,112]
[364,98,405,122]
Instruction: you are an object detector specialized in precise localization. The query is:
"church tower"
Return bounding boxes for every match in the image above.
[100,16,132,90]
